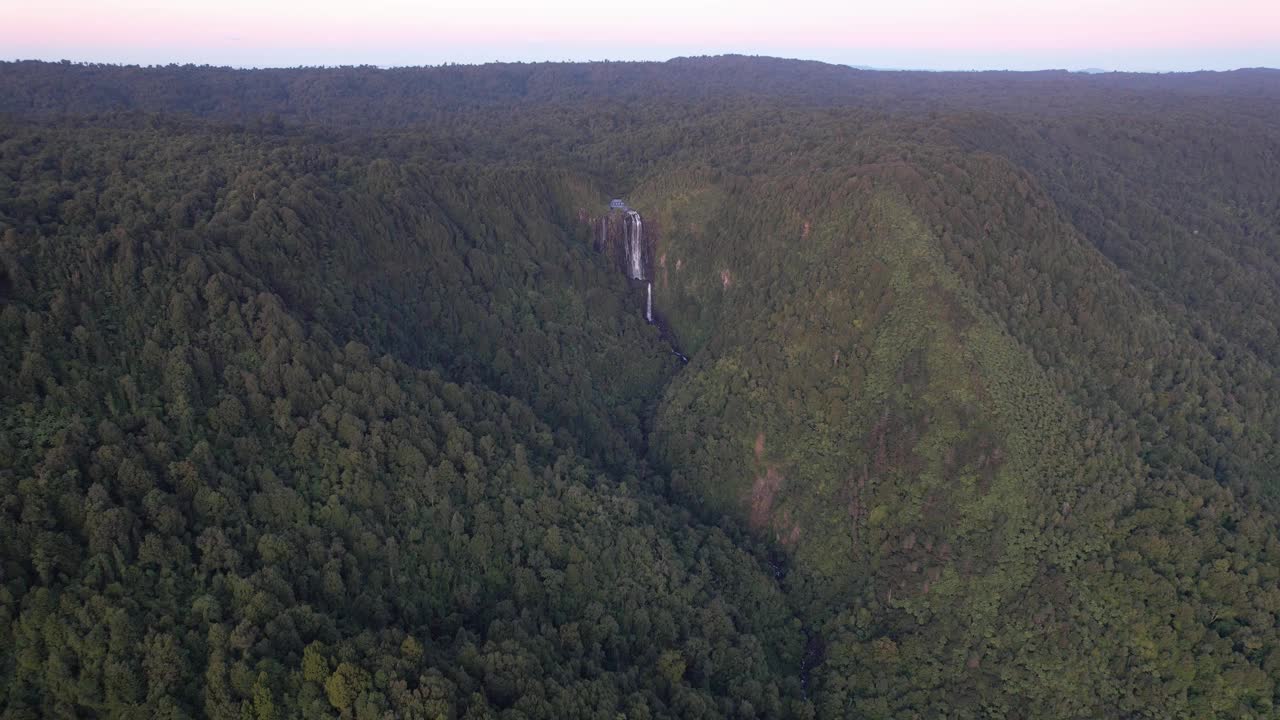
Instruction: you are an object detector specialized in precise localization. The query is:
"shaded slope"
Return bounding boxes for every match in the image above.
[0,123,813,718]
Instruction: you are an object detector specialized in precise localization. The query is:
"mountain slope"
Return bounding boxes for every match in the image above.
[0,121,812,718]
[641,141,1280,716]
[3,58,1280,719]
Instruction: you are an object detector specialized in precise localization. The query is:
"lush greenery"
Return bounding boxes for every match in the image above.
[2,57,1280,718]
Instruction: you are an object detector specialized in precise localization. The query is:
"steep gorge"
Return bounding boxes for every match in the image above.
[590,203,658,325]
[5,58,1280,719]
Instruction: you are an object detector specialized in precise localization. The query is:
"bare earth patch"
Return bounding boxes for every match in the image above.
[749,465,784,530]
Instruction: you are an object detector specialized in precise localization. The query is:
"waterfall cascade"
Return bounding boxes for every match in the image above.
[595,202,657,325]
[625,210,645,281]
[591,201,687,361]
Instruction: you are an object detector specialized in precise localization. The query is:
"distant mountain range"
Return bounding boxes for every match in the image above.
[849,64,1113,73]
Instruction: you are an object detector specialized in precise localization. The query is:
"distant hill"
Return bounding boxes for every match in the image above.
[2,56,1278,124]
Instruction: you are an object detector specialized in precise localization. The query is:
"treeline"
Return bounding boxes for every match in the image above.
[3,58,1278,126]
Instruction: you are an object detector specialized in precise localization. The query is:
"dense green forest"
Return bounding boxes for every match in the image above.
[2,57,1280,718]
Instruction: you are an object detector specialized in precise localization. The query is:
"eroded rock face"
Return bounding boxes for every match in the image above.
[591,208,658,283]
[589,206,661,323]
[625,210,645,280]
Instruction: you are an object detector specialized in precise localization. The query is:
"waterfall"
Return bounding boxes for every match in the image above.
[633,213,643,280]
[626,210,644,280]
[602,203,685,361]
[604,204,661,327]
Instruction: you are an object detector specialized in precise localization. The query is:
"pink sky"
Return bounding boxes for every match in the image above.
[4,0,1278,70]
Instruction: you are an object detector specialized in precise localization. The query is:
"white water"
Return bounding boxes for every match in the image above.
[606,206,654,323]
[626,210,644,280]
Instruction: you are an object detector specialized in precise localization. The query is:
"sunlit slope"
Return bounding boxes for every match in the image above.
[951,110,1280,368]
[645,158,1279,716]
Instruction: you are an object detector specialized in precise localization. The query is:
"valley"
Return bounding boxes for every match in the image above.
[2,57,1280,718]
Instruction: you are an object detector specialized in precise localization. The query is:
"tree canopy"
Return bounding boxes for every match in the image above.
[3,56,1280,718]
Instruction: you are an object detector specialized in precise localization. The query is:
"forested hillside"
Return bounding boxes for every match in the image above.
[3,57,1280,719]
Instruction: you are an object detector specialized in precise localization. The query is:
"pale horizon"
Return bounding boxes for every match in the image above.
[3,0,1279,73]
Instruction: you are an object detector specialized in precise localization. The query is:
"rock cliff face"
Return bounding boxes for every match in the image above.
[593,207,658,281]
[590,206,660,322]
